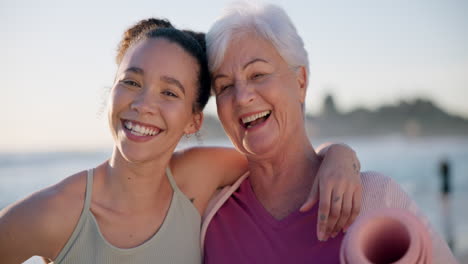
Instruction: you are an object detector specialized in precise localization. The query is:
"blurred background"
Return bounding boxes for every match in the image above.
[1,0,467,262]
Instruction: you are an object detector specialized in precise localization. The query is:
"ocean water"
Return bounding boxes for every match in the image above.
[1,136,467,259]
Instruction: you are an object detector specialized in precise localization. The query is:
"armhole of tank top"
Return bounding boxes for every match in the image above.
[165,166,200,216]
[54,169,94,263]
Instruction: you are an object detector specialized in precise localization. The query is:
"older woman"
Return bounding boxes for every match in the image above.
[201,2,457,263]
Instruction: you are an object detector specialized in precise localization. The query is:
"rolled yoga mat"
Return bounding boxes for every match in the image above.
[340,208,432,264]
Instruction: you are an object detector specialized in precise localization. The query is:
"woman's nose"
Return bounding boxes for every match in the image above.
[130,89,159,115]
[234,81,256,106]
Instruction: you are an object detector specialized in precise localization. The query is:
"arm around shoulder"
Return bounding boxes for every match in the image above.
[173,146,247,188]
[171,147,247,215]
[0,171,87,263]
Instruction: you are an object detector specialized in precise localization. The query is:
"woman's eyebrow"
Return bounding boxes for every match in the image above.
[161,75,185,94]
[213,73,228,84]
[213,58,269,83]
[124,67,144,75]
[243,58,268,70]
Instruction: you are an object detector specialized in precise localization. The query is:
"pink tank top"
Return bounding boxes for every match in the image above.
[203,178,344,263]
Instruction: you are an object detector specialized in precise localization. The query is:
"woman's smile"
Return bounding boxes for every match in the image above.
[121,119,163,142]
[240,110,272,130]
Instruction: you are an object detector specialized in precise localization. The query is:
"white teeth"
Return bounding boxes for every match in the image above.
[123,120,159,136]
[242,110,271,124]
[124,121,133,130]
[130,130,145,136]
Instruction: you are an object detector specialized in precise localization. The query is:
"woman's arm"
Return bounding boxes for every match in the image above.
[1,193,59,263]
[173,147,247,186]
[171,147,247,214]
[0,198,39,263]
[0,173,86,263]
[301,143,362,241]
[174,143,363,240]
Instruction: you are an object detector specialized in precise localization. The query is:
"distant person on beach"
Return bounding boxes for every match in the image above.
[0,19,363,263]
[439,158,452,197]
[439,157,456,251]
[201,2,457,263]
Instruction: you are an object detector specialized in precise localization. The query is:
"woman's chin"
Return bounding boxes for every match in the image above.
[242,135,277,158]
[117,145,154,164]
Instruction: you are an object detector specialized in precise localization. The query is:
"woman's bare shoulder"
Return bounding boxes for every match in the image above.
[0,170,89,262]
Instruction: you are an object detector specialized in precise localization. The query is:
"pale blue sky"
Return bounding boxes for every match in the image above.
[1,0,467,151]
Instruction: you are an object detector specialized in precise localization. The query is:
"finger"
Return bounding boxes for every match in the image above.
[300,176,319,212]
[325,188,343,240]
[316,182,332,241]
[330,189,353,237]
[344,187,362,232]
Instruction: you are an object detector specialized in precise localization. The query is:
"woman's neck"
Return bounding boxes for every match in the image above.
[94,147,174,213]
[248,134,320,219]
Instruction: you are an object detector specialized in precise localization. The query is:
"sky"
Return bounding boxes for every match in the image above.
[1,0,467,151]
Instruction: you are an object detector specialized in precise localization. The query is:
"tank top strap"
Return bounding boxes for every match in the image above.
[53,169,95,263]
[83,169,94,210]
[165,167,181,193]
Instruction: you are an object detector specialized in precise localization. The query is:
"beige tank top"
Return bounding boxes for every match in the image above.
[54,168,201,264]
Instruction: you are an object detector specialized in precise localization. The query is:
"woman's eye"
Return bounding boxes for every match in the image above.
[121,79,141,87]
[217,84,233,94]
[251,73,266,80]
[162,90,178,98]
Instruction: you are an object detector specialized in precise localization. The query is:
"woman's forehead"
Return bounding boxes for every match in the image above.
[121,38,198,79]
[217,34,282,71]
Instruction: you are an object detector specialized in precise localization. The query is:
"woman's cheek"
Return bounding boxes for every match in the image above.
[216,96,229,119]
[109,87,128,110]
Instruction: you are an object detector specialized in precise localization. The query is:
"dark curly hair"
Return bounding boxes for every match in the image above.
[116,18,173,65]
[116,18,211,112]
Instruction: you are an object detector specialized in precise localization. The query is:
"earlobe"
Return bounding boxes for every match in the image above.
[296,66,307,103]
[184,112,204,135]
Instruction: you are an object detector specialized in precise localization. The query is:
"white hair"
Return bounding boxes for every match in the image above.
[206,1,309,79]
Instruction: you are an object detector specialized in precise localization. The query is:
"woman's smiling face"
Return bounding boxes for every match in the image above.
[213,32,307,159]
[109,37,202,163]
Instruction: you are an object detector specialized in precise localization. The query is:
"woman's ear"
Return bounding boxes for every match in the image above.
[295,66,307,103]
[184,111,204,135]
